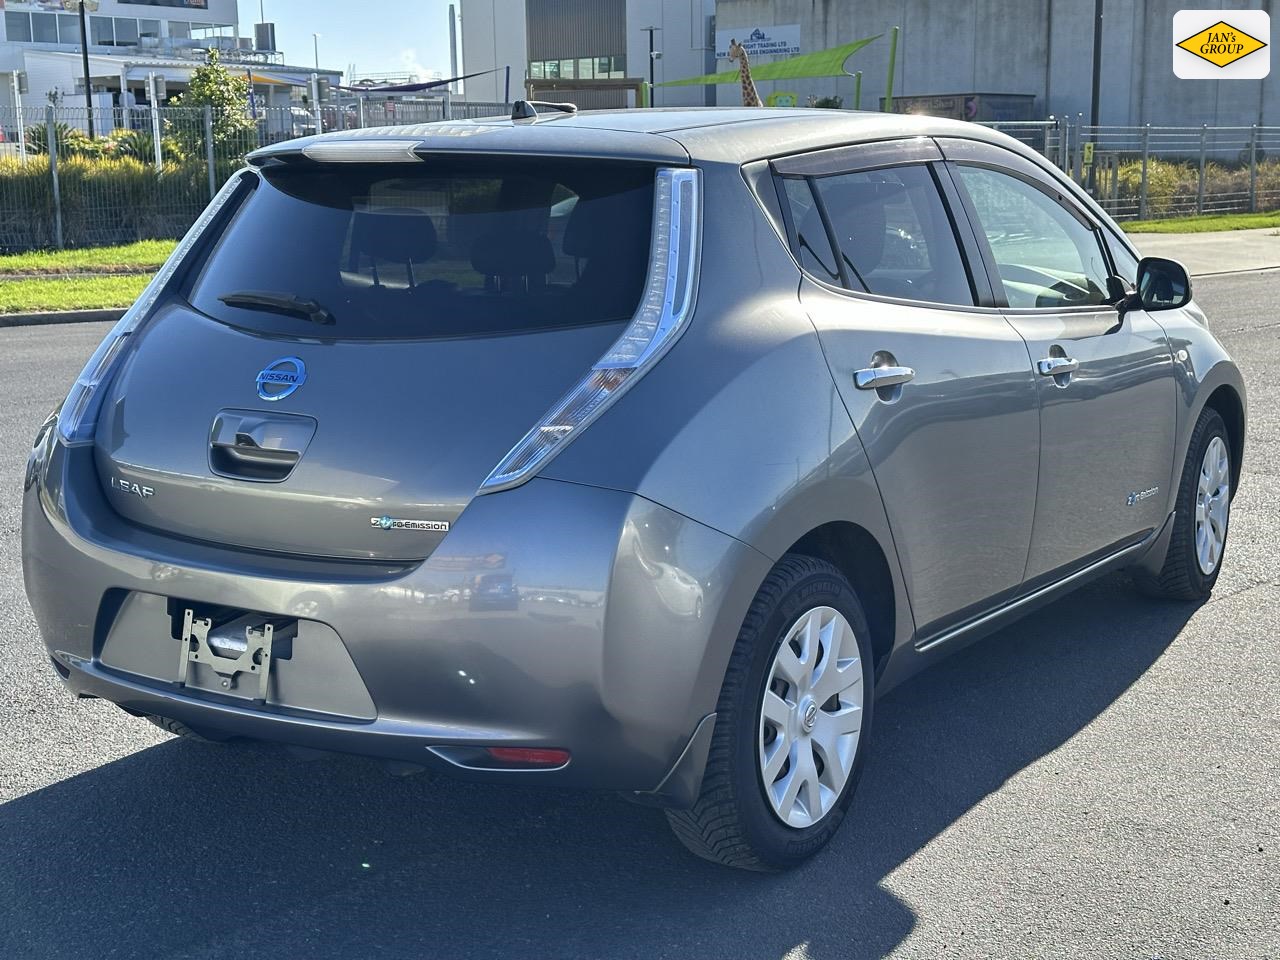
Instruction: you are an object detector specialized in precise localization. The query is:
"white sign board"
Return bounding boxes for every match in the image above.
[715,25,802,61]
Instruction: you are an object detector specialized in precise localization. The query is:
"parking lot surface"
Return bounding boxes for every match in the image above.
[1,273,1277,959]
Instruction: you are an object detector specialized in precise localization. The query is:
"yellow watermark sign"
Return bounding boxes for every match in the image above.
[1176,21,1268,67]
[1173,10,1270,79]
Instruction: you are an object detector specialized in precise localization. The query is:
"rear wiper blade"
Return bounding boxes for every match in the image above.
[218,291,336,326]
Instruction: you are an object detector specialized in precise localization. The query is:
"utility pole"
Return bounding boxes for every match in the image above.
[313,33,321,71]
[69,0,100,137]
[448,4,459,93]
[642,26,660,108]
[1087,0,1104,192]
[1089,0,1104,129]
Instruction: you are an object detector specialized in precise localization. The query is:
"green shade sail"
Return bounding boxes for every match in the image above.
[658,35,882,87]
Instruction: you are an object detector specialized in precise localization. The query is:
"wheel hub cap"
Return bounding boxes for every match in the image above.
[1194,435,1231,576]
[800,698,819,733]
[757,605,863,829]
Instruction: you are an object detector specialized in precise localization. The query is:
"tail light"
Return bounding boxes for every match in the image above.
[57,171,251,445]
[479,166,701,493]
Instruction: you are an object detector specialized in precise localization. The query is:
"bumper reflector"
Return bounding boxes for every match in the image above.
[485,747,571,767]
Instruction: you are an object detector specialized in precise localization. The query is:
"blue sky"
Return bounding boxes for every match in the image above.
[241,0,457,80]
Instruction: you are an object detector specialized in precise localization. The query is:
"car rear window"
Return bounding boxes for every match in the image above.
[186,156,656,339]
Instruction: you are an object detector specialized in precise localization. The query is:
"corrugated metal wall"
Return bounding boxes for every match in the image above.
[526,0,626,60]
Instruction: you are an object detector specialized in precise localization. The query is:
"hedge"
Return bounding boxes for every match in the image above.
[0,155,241,253]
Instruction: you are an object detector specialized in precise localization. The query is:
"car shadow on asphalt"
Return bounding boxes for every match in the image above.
[0,573,1201,960]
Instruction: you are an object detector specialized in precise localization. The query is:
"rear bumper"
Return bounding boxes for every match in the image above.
[23,436,770,804]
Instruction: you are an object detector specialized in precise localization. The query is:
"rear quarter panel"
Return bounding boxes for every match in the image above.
[542,159,915,667]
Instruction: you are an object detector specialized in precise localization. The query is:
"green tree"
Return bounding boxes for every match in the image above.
[168,49,258,163]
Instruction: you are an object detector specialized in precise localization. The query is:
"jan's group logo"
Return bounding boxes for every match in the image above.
[1173,10,1270,79]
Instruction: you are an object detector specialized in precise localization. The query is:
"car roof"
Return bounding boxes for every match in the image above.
[248,107,1029,168]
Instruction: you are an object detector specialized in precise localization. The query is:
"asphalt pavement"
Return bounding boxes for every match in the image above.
[1,274,1277,959]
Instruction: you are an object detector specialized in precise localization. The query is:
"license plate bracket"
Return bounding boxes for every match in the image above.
[177,608,275,702]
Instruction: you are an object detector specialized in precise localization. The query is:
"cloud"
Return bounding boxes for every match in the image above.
[398,49,442,81]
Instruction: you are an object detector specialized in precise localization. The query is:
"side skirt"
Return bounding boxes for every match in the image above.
[914,511,1175,655]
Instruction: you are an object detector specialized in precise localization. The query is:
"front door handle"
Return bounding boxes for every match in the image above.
[854,365,915,390]
[1037,356,1080,377]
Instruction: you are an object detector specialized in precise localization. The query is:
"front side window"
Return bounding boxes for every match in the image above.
[956,166,1111,309]
[1105,230,1140,288]
[808,164,975,306]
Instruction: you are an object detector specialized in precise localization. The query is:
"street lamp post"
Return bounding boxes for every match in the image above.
[641,26,660,108]
[313,33,321,72]
[63,0,100,137]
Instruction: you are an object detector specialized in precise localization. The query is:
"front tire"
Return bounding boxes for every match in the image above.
[1145,407,1233,600]
[666,555,874,871]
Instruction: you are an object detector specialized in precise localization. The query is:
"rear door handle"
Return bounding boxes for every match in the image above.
[1037,357,1080,377]
[854,365,915,390]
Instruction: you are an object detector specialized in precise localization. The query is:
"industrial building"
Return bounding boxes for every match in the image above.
[460,0,716,107]
[0,0,340,122]
[461,0,1274,125]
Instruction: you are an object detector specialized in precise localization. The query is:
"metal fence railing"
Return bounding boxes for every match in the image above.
[0,99,512,253]
[1,106,1278,253]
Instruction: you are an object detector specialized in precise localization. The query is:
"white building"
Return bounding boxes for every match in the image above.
[460,0,716,108]
[0,0,340,126]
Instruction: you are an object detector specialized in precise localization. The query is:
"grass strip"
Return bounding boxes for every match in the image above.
[0,274,150,315]
[0,240,175,276]
[1124,211,1280,234]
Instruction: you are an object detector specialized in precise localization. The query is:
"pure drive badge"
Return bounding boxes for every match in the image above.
[372,516,450,532]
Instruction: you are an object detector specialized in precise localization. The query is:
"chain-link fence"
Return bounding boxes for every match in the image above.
[2,105,1278,253]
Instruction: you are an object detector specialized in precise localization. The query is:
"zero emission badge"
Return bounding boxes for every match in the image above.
[1174,10,1270,78]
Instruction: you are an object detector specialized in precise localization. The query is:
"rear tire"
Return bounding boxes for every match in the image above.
[666,555,874,871]
[145,714,237,743]
[1143,407,1232,601]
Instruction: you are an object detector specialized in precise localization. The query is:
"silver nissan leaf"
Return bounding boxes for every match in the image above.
[22,107,1246,870]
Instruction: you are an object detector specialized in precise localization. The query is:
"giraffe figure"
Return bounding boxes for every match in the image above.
[727,39,763,107]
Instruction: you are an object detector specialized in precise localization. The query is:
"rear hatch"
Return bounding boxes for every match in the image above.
[95,151,656,561]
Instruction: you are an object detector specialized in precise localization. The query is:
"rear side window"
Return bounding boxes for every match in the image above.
[781,177,841,285]
[814,166,974,306]
[783,164,975,307]
[187,158,656,339]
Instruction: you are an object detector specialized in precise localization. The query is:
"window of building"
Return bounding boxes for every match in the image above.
[31,13,58,44]
[114,18,140,46]
[545,60,560,79]
[139,19,162,40]
[169,21,191,40]
[558,59,575,79]
[5,12,33,43]
[577,58,594,80]
[57,14,79,44]
[89,15,113,45]
[529,61,544,79]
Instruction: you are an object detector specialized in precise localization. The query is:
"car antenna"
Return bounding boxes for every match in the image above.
[511,99,579,120]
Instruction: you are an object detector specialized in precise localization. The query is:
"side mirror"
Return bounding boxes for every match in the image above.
[1136,256,1192,311]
